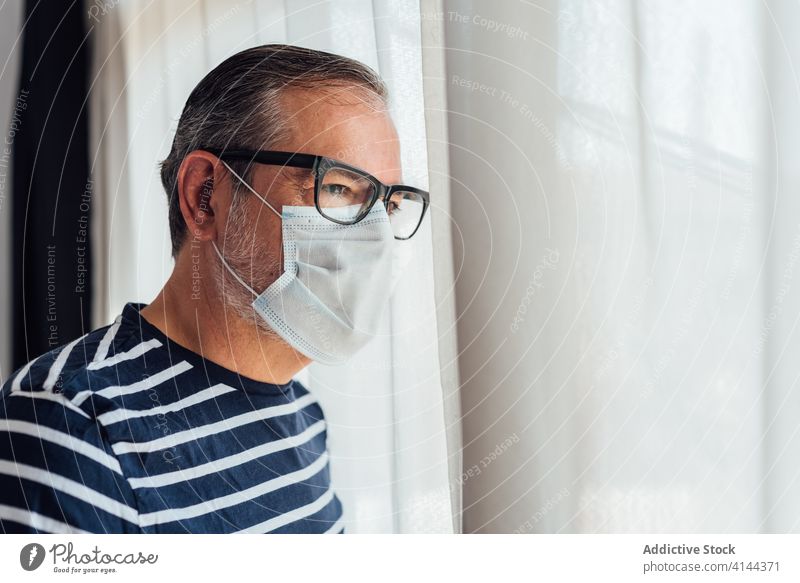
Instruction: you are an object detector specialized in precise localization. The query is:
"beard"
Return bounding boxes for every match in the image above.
[212,195,283,340]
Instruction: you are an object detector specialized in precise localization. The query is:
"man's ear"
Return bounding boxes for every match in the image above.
[176,150,230,245]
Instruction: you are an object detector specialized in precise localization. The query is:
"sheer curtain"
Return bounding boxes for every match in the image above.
[88,0,457,533]
[443,0,800,532]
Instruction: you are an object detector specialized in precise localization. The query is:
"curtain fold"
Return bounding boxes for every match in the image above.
[11,0,93,370]
[761,0,800,533]
[89,0,454,533]
[420,0,463,534]
[0,0,25,382]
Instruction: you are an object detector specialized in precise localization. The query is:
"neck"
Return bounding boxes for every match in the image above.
[140,243,310,385]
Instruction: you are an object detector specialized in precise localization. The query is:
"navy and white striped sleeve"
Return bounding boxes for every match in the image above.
[0,385,141,534]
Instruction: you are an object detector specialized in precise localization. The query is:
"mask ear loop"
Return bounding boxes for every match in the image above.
[211,241,258,297]
[219,159,282,219]
[211,159,282,298]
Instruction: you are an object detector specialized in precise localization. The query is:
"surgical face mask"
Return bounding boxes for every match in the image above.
[212,161,397,365]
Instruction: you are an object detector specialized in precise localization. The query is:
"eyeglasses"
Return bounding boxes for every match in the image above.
[203,148,430,240]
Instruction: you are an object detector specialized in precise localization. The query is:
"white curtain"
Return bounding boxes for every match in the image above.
[88,0,456,533]
[444,0,800,532]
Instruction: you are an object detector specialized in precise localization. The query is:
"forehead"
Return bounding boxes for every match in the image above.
[277,86,402,184]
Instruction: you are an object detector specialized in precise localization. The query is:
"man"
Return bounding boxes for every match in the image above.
[0,44,429,533]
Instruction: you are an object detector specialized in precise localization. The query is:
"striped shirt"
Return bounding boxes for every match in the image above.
[0,302,343,534]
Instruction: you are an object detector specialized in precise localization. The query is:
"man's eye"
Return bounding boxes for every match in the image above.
[386,200,401,215]
[322,184,350,197]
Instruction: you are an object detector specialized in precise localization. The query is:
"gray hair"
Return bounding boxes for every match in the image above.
[160,43,389,257]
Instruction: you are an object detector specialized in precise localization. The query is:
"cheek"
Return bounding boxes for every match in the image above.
[252,211,284,275]
[271,224,285,275]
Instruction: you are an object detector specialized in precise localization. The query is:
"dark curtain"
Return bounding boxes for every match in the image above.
[11,0,92,370]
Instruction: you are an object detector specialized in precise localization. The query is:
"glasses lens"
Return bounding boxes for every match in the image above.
[317,165,377,223]
[386,190,426,239]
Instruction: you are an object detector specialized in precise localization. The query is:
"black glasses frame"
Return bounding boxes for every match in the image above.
[203,148,430,240]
